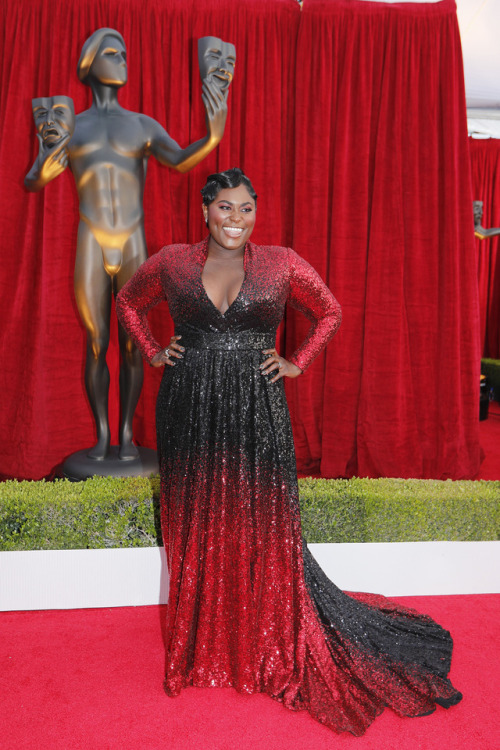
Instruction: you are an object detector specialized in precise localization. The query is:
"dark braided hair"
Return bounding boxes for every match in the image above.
[201,167,257,206]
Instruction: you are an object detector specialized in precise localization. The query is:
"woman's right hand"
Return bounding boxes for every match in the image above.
[150,336,185,367]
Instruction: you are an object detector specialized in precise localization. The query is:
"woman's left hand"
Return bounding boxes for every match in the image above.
[260,349,302,383]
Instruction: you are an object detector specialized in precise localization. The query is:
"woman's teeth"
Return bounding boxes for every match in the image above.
[223,227,243,237]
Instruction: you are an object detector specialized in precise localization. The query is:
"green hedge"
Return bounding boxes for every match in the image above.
[299,477,499,543]
[0,476,498,551]
[0,476,162,551]
[481,358,500,400]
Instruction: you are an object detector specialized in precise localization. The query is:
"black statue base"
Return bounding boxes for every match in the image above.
[63,446,159,481]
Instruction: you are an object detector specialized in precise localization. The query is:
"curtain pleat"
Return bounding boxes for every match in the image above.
[0,0,480,479]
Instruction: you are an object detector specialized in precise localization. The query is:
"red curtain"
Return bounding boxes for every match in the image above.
[287,0,480,479]
[469,138,500,359]
[0,0,480,480]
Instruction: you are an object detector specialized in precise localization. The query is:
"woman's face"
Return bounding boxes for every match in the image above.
[204,185,256,252]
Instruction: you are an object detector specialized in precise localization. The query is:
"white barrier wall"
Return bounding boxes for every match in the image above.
[1,541,499,611]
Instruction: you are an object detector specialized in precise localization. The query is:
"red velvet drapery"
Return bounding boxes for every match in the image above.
[469,138,500,359]
[0,0,480,480]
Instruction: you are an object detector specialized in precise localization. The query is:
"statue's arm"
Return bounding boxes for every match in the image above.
[24,134,71,192]
[475,225,500,240]
[146,79,227,173]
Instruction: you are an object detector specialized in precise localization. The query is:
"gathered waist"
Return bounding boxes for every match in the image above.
[175,328,276,351]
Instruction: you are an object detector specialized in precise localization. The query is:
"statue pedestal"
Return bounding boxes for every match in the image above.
[63,446,159,481]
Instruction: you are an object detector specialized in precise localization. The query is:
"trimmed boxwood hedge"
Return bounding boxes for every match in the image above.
[299,477,499,543]
[0,476,163,552]
[0,476,498,551]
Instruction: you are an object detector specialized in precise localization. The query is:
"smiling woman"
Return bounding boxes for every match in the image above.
[115,167,462,736]
[200,180,256,314]
[204,185,255,249]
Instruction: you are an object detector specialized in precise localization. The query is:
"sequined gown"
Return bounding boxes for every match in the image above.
[116,238,462,736]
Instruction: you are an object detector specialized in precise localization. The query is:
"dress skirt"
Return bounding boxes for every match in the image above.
[155,328,462,736]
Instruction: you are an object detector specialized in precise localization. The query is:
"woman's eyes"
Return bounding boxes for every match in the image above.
[218,205,253,212]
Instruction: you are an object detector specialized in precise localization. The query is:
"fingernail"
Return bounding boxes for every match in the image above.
[179,347,185,352]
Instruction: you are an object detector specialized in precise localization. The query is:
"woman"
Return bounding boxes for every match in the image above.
[116,168,461,736]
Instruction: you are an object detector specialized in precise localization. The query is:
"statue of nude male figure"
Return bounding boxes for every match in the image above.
[473,200,500,240]
[25,28,235,464]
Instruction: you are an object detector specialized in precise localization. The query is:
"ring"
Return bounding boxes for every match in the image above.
[165,349,171,358]
[278,361,283,369]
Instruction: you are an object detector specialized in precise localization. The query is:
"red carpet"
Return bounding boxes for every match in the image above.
[1,595,498,750]
[477,400,500,480]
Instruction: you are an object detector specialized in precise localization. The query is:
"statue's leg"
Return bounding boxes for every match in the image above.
[74,223,113,460]
[114,228,148,461]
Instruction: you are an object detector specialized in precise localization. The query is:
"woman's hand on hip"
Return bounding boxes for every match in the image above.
[150,336,185,367]
[260,349,302,383]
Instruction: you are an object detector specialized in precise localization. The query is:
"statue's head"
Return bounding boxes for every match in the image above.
[473,200,484,223]
[198,36,236,95]
[77,28,127,87]
[31,96,75,147]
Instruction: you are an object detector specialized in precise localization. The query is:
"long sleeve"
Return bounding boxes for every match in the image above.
[286,248,342,372]
[116,249,168,362]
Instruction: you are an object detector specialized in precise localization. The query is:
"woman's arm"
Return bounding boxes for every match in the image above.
[116,250,168,362]
[286,248,342,372]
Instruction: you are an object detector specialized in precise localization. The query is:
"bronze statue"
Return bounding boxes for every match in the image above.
[473,200,500,240]
[25,29,234,464]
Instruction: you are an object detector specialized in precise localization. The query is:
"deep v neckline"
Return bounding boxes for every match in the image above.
[200,241,248,317]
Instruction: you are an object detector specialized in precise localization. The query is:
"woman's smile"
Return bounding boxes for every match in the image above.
[222,226,244,238]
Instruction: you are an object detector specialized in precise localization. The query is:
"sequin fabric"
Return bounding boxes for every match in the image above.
[116,238,462,736]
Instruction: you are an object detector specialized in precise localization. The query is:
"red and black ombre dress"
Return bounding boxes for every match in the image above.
[116,238,462,736]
